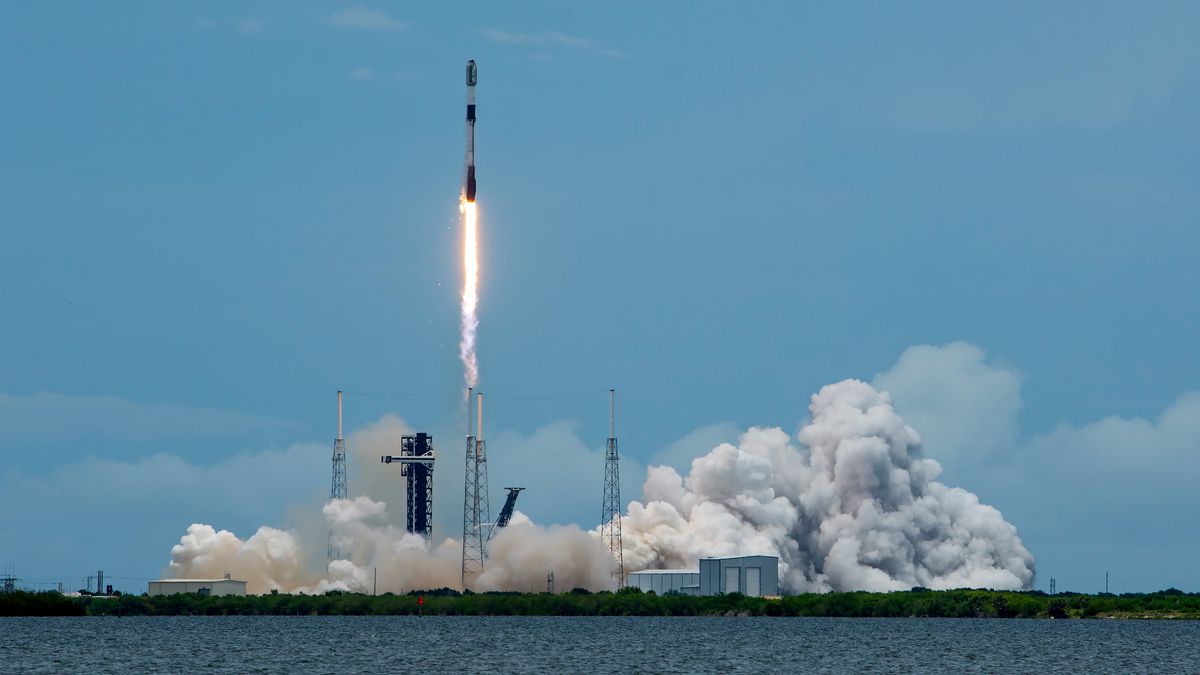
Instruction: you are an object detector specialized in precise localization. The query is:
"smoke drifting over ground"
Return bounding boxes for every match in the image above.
[623,380,1035,592]
[165,379,1033,594]
[167,497,612,594]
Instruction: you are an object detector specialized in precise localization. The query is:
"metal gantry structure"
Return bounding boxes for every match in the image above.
[600,388,625,587]
[487,487,525,546]
[404,434,436,537]
[380,433,437,538]
[328,390,348,561]
[461,389,490,588]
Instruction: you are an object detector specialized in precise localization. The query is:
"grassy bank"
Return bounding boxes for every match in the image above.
[4,588,1198,619]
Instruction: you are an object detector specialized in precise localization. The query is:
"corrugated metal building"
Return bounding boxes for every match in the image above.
[147,578,248,597]
[626,569,700,595]
[697,555,779,597]
[626,555,780,597]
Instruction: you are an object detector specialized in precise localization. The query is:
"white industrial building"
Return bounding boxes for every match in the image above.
[624,569,700,595]
[627,555,780,597]
[148,578,248,597]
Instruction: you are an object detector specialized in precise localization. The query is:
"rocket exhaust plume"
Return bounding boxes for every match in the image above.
[459,59,479,389]
[459,199,479,389]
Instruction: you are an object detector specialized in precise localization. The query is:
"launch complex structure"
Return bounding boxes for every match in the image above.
[328,391,347,561]
[326,59,627,590]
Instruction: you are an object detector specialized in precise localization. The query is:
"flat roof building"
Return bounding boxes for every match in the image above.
[626,569,700,595]
[627,555,780,597]
[148,578,248,597]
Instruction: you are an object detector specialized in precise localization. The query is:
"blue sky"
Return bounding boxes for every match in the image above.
[1,2,1197,593]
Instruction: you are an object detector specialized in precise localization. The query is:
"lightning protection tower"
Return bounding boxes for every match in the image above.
[461,389,490,588]
[328,390,349,560]
[601,388,624,587]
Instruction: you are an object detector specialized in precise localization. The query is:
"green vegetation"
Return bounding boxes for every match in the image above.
[0,591,86,617]
[4,588,1199,618]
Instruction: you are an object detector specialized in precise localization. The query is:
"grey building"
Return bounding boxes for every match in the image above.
[626,555,780,597]
[698,555,779,597]
[148,578,248,597]
[626,569,700,595]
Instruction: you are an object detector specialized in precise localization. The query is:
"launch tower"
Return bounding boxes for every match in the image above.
[601,389,624,586]
[380,433,437,537]
[328,390,348,560]
[461,390,490,587]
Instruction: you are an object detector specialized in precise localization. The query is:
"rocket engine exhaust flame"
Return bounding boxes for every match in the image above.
[460,198,479,389]
[458,60,480,390]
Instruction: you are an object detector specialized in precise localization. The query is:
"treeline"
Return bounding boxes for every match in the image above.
[0,591,86,617]
[3,588,1199,619]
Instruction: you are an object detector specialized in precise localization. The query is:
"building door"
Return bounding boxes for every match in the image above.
[746,567,761,597]
[724,567,740,594]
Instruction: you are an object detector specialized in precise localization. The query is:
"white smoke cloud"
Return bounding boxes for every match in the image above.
[478,515,617,592]
[622,379,1035,592]
[166,497,613,594]
[163,377,1035,594]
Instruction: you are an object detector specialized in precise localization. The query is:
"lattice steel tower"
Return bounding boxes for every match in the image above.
[601,388,624,586]
[328,390,348,560]
[461,389,490,588]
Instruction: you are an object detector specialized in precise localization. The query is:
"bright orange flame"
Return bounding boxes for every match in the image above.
[460,198,479,388]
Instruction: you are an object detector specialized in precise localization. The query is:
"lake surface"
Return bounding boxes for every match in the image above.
[2,616,1198,673]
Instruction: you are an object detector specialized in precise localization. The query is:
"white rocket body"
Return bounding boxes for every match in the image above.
[465,59,477,202]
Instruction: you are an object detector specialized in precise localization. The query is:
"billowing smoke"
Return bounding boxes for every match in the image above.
[479,514,616,592]
[165,379,1033,594]
[166,497,612,594]
[621,379,1035,592]
[167,523,314,594]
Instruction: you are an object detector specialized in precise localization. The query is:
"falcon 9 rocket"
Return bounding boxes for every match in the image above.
[465,59,477,202]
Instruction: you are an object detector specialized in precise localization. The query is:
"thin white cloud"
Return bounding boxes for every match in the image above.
[349,66,375,81]
[871,341,1200,590]
[0,391,301,445]
[481,28,546,46]
[474,421,644,533]
[872,342,1023,478]
[481,27,627,58]
[649,422,741,476]
[326,7,406,32]
[236,17,267,34]
[0,438,329,589]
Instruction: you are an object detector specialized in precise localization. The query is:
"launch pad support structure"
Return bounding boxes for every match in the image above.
[462,390,490,587]
[329,391,348,560]
[489,487,525,544]
[380,434,437,538]
[601,389,625,587]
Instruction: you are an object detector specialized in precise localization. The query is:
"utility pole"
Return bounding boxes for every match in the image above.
[601,389,624,588]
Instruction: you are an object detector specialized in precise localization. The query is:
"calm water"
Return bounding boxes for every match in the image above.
[2,616,1198,673]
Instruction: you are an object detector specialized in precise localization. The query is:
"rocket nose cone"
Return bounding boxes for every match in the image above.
[466,60,478,86]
